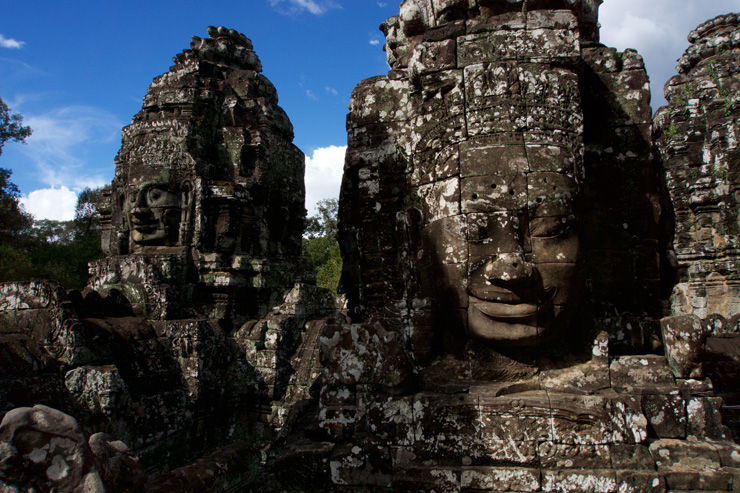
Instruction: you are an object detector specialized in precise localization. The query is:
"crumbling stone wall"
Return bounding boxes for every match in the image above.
[3,6,740,493]
[336,0,666,387]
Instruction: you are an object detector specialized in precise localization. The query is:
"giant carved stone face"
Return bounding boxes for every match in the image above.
[423,144,583,347]
[123,173,192,252]
[126,182,181,247]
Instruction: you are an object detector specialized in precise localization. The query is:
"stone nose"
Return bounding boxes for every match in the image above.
[132,190,150,214]
[479,253,534,284]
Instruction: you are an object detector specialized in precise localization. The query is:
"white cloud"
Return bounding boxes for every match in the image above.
[599,0,739,110]
[17,105,121,190]
[325,86,338,95]
[369,39,381,46]
[268,0,339,15]
[304,145,346,216]
[0,35,24,49]
[20,186,78,221]
[377,2,387,7]
[306,89,318,100]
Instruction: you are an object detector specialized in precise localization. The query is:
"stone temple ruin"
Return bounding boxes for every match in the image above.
[0,26,337,491]
[1,3,740,492]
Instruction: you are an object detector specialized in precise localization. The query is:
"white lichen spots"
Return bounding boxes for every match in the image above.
[320,330,340,349]
[359,179,380,197]
[686,398,702,419]
[592,338,608,358]
[543,472,617,493]
[46,454,70,481]
[26,447,48,463]
[363,94,376,109]
[727,125,738,149]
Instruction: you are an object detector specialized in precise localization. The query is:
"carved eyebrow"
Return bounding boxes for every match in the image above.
[128,182,169,191]
[529,216,575,238]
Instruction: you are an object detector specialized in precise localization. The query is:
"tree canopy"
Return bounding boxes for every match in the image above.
[303,198,342,294]
[0,99,103,289]
[0,97,32,157]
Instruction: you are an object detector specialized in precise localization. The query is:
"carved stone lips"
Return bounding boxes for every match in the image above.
[131,220,157,233]
[469,287,557,319]
[472,300,539,319]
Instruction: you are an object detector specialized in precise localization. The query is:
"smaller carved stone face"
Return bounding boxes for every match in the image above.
[125,183,182,248]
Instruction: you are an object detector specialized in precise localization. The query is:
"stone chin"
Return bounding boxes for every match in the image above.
[129,227,168,246]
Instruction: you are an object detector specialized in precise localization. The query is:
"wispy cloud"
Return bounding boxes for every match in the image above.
[306,89,318,100]
[325,86,338,96]
[267,0,340,15]
[11,104,122,219]
[377,2,387,7]
[21,105,121,186]
[0,34,24,49]
[304,145,346,216]
[369,39,381,46]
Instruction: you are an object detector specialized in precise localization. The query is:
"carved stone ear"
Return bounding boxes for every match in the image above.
[180,182,193,216]
[179,181,194,244]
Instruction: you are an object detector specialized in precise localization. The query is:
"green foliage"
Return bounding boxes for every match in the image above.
[0,176,104,289]
[303,198,342,294]
[663,122,678,139]
[315,242,342,294]
[0,103,104,288]
[28,187,104,289]
[0,97,32,156]
[0,168,33,241]
[0,168,34,279]
[707,60,734,116]
[305,198,338,239]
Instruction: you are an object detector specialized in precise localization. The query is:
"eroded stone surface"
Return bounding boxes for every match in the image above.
[2,6,740,493]
[655,13,740,320]
[265,3,740,492]
[0,405,145,492]
[90,25,309,323]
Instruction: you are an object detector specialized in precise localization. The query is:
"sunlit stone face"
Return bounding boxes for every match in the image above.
[424,146,583,347]
[125,182,181,249]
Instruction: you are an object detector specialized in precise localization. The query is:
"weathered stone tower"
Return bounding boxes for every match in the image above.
[656,13,740,322]
[91,26,308,323]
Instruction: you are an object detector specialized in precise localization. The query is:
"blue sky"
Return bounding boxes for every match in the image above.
[1,0,738,220]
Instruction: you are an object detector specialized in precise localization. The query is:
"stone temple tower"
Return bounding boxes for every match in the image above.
[91,26,308,323]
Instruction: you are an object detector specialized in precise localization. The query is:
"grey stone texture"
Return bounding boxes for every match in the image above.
[1,4,740,493]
